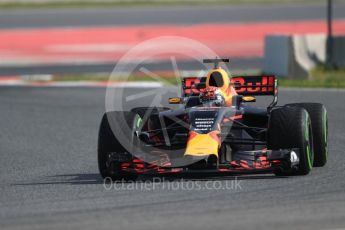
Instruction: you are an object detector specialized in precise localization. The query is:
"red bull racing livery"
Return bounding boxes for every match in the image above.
[98,58,328,180]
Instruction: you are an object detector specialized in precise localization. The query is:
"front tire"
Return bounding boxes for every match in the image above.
[98,111,138,181]
[286,103,328,167]
[268,107,314,176]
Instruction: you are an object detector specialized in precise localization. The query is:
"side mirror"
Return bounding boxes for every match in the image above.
[242,96,256,102]
[169,97,182,104]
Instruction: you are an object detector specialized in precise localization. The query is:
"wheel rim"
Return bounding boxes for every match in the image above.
[323,108,328,158]
[134,114,143,131]
[305,115,313,170]
[132,114,143,142]
[131,114,146,160]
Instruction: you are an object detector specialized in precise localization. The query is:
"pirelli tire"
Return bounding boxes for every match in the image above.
[268,107,314,176]
[98,111,138,181]
[285,103,328,167]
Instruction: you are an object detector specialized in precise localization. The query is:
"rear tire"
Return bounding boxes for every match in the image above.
[286,103,328,167]
[98,111,138,181]
[268,107,314,176]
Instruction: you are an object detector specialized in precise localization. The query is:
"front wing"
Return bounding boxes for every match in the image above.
[109,148,300,175]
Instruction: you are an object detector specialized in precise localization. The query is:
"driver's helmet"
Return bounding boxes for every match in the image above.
[202,68,237,107]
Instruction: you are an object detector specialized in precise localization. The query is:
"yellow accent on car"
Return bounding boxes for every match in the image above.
[184,132,219,158]
[242,96,256,102]
[168,97,182,104]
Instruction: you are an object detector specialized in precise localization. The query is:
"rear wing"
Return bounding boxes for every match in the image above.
[181,75,278,106]
[230,75,277,96]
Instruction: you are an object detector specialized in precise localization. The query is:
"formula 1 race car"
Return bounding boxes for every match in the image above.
[98,58,328,180]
